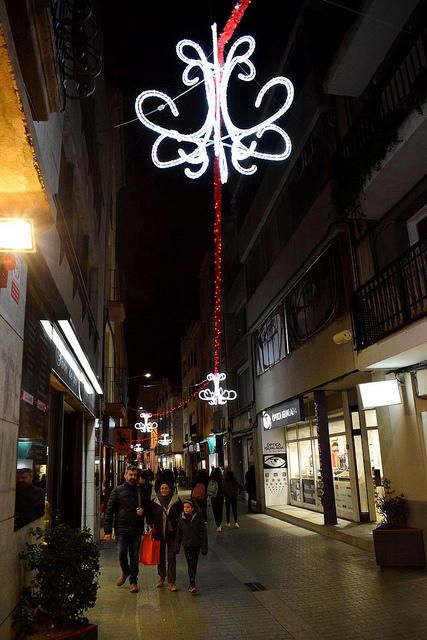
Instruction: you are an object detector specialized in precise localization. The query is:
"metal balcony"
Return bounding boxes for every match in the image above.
[334,15,427,217]
[50,0,102,102]
[353,240,427,349]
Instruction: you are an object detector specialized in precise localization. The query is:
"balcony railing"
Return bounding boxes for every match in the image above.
[50,0,102,102]
[353,240,427,349]
[334,16,427,212]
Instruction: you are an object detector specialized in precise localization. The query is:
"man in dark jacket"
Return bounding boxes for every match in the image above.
[104,465,148,593]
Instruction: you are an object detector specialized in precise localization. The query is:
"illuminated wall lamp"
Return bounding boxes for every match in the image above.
[0,218,36,253]
[358,380,402,410]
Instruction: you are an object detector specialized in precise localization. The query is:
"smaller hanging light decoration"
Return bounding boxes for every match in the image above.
[135,410,158,433]
[157,432,173,446]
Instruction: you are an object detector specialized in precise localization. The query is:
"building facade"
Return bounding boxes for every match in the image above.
[0,1,124,636]
[223,0,427,546]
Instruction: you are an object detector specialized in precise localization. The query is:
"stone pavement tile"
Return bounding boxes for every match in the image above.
[92,509,427,640]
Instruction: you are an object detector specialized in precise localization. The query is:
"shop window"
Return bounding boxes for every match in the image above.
[328,417,346,435]
[298,424,311,439]
[330,434,352,513]
[300,440,316,505]
[15,284,50,530]
[287,428,297,441]
[288,442,301,502]
[365,409,378,427]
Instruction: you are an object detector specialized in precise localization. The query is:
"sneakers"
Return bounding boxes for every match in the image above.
[225,522,231,527]
[216,525,222,532]
[235,522,240,529]
[116,572,129,586]
[188,585,197,594]
[129,584,139,593]
[168,583,178,592]
[156,578,165,588]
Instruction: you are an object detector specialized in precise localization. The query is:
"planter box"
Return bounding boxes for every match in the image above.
[373,527,426,568]
[20,624,98,640]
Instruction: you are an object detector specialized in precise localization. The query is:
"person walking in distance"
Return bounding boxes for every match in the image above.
[149,481,182,592]
[191,470,209,522]
[244,464,257,513]
[103,465,148,593]
[223,469,243,528]
[208,467,224,532]
[174,498,208,594]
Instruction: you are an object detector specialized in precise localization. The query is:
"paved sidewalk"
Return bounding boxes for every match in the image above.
[92,508,427,640]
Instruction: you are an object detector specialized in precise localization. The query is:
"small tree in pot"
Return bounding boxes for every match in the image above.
[375,478,409,529]
[14,521,100,638]
[373,478,425,568]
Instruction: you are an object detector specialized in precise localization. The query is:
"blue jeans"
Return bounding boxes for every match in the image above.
[117,535,141,585]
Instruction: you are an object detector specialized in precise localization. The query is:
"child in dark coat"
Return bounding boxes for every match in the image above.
[174,498,208,593]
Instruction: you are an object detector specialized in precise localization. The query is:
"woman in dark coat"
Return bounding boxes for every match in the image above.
[244,464,257,512]
[223,470,243,528]
[148,481,182,591]
[209,467,224,532]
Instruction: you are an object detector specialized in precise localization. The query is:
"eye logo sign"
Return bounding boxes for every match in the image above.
[264,455,287,468]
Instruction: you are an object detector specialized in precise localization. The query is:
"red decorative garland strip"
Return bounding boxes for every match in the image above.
[213,156,222,374]
[217,0,253,63]
[213,0,252,374]
[151,379,210,418]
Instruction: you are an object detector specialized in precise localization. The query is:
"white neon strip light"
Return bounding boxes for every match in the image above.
[58,320,103,394]
[40,321,94,395]
[135,24,294,183]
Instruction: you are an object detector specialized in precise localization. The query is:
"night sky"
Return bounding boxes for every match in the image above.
[99,1,311,383]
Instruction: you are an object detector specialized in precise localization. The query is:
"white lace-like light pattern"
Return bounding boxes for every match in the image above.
[135,411,158,432]
[198,372,237,406]
[135,24,294,184]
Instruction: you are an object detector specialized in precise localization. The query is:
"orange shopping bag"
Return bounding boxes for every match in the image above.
[140,533,161,565]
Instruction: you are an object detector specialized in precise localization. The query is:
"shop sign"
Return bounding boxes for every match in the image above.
[262,397,303,430]
[261,425,286,455]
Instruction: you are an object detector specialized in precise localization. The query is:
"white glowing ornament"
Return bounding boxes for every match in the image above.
[157,433,173,446]
[135,411,158,433]
[135,24,294,184]
[132,443,144,453]
[198,372,237,406]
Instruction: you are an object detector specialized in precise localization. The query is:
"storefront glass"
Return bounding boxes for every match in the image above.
[287,421,322,511]
[265,398,383,523]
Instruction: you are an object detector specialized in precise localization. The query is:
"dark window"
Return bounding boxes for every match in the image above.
[286,248,339,348]
[253,306,287,376]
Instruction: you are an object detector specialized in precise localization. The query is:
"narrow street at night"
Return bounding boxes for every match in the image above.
[93,501,427,640]
[2,0,427,638]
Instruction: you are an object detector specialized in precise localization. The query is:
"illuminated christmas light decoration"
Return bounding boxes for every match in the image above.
[132,443,144,453]
[198,372,237,406]
[134,0,292,409]
[157,433,173,446]
[135,25,293,184]
[135,410,158,433]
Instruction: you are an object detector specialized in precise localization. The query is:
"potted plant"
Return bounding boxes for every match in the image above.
[373,478,425,568]
[14,521,100,639]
